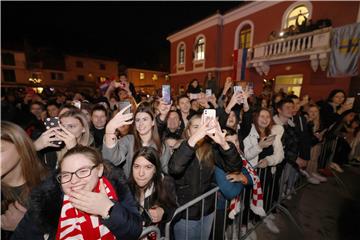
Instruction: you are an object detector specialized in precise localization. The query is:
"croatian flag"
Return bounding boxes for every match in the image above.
[233,48,248,81]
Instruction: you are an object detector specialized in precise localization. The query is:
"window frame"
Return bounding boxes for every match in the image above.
[1,52,16,66]
[282,2,312,30]
[194,36,205,61]
[234,20,254,50]
[2,69,16,82]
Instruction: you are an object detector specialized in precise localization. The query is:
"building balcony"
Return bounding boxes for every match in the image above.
[247,27,332,75]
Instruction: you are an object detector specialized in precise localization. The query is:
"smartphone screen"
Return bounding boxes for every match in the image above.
[118,101,131,114]
[233,86,243,94]
[162,85,171,104]
[206,89,212,97]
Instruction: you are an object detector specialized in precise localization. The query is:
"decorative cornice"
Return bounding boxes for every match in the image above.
[222,1,281,25]
[167,14,222,43]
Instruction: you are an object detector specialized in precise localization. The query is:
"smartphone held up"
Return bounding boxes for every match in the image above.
[162,85,171,104]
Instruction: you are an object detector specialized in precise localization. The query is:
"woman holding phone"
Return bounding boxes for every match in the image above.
[168,113,243,240]
[242,108,284,233]
[103,101,171,178]
[243,108,284,168]
[34,109,93,169]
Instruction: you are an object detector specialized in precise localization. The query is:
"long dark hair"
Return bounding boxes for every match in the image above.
[133,101,162,154]
[327,89,346,104]
[128,147,176,209]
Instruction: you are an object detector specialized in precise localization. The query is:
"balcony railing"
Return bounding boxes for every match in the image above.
[248,27,332,75]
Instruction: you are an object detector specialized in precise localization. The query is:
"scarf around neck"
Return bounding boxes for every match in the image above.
[56,177,118,240]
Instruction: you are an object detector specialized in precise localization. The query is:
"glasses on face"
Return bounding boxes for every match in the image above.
[56,165,98,184]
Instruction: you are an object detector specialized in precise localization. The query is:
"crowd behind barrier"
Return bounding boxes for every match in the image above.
[1,73,359,240]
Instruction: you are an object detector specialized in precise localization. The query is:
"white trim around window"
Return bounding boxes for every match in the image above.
[176,41,186,73]
[233,20,255,50]
[193,34,206,70]
[281,1,313,30]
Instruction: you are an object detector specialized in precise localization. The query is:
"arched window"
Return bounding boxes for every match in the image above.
[194,36,205,60]
[234,20,254,50]
[178,44,185,64]
[239,24,252,49]
[283,3,312,29]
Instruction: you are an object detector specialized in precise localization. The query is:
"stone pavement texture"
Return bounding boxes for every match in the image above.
[254,165,360,240]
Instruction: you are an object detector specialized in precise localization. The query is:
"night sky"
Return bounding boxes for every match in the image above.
[2,1,243,71]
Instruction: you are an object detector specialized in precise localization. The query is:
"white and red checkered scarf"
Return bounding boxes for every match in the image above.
[55,177,118,240]
[229,159,266,219]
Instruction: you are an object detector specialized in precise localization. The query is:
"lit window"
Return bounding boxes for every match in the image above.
[99,76,107,83]
[195,37,205,60]
[286,5,309,29]
[239,26,251,49]
[152,74,158,81]
[179,44,185,64]
[275,74,303,96]
[140,72,145,80]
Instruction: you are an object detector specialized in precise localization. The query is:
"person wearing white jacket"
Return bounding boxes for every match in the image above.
[242,108,284,234]
[243,109,284,168]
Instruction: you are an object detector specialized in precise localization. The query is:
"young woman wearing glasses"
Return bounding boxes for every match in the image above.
[12,145,142,240]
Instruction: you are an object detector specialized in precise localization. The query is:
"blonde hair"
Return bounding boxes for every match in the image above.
[1,121,47,209]
[58,109,93,159]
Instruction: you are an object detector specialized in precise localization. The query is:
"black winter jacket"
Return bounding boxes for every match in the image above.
[11,167,142,240]
[168,140,242,220]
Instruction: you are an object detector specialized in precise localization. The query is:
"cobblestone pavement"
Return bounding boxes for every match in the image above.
[253,165,360,240]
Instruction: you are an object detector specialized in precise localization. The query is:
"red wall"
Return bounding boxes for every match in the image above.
[169,1,359,98]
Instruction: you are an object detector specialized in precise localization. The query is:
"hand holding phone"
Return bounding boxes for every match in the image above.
[264,134,276,142]
[162,85,171,104]
[259,135,275,149]
[43,117,63,146]
[44,117,59,129]
[118,101,131,114]
[202,109,217,134]
[206,89,212,97]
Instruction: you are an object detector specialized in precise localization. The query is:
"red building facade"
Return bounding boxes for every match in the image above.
[167,1,360,101]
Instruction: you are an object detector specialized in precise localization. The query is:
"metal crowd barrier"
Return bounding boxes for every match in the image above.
[318,134,339,169]
[162,162,310,240]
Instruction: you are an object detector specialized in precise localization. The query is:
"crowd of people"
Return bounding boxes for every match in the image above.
[1,71,359,240]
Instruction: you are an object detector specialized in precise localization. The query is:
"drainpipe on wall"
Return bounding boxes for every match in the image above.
[216,17,224,93]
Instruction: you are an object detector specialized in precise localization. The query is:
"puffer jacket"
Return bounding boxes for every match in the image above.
[11,167,142,240]
[168,140,242,220]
